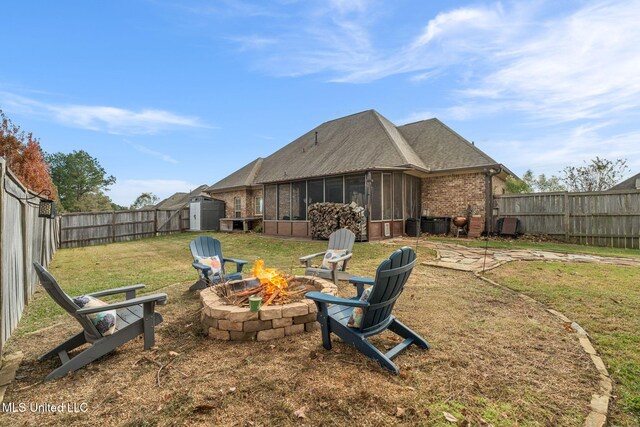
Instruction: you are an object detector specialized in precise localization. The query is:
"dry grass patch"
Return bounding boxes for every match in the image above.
[2,248,597,426]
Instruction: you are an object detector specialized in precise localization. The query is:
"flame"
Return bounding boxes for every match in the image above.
[250,260,288,301]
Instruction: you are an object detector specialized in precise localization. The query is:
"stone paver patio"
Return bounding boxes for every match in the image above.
[384,238,640,273]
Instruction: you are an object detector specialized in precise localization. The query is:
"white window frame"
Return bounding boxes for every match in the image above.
[255,196,263,216]
[234,197,242,218]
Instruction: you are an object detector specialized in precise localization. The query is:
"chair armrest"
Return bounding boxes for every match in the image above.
[305,292,369,308]
[348,276,374,285]
[299,252,327,267]
[77,293,168,315]
[348,276,374,298]
[223,258,247,265]
[192,262,212,271]
[327,253,352,265]
[87,284,145,298]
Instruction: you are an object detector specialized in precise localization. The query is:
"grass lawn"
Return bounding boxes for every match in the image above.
[2,233,601,426]
[487,261,640,426]
[429,236,640,259]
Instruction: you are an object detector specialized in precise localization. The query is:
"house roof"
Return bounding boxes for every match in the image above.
[155,185,210,209]
[255,110,427,184]
[211,109,511,189]
[207,158,264,192]
[397,118,498,171]
[609,172,640,190]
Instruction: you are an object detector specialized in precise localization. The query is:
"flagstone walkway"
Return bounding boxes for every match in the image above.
[384,238,640,273]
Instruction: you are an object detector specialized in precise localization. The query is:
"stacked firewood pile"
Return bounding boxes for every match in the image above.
[309,202,366,239]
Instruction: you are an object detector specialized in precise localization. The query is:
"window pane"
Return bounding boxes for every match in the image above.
[264,186,276,220]
[255,196,263,215]
[325,177,343,203]
[278,183,291,220]
[308,179,324,207]
[382,173,392,220]
[291,181,307,220]
[393,173,403,219]
[345,174,365,207]
[371,172,381,221]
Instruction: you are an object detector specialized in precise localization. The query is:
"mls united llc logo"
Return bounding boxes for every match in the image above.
[1,402,88,413]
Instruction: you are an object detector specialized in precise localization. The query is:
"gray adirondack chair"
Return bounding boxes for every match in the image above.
[299,228,355,284]
[190,235,247,290]
[305,247,429,374]
[33,262,167,382]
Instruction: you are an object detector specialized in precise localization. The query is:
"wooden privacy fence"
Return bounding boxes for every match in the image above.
[59,206,190,248]
[494,190,640,249]
[0,158,59,353]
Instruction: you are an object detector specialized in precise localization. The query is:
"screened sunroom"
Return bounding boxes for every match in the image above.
[262,171,421,240]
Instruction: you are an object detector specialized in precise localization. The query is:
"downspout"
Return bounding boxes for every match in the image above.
[484,166,502,235]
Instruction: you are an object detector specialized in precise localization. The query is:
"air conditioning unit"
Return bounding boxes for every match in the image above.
[384,222,391,237]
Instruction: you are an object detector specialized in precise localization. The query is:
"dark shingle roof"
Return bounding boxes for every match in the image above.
[609,172,640,190]
[208,158,263,192]
[211,109,509,190]
[155,185,210,209]
[397,118,497,171]
[254,110,426,184]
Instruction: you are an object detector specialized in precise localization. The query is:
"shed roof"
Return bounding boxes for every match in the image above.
[155,185,210,209]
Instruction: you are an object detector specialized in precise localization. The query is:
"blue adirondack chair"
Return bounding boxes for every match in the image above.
[305,246,429,374]
[190,236,247,290]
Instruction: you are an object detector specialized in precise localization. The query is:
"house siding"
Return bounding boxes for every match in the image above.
[207,188,263,219]
[421,172,486,218]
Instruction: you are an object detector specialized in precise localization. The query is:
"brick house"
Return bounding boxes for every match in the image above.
[206,110,514,240]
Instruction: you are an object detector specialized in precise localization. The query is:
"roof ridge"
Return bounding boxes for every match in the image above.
[430,118,497,164]
[372,111,427,169]
[244,158,263,186]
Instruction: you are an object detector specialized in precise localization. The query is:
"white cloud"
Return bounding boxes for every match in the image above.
[109,179,202,207]
[490,125,640,177]
[0,91,207,135]
[123,140,178,164]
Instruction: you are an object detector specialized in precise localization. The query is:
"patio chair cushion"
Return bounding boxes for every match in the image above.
[347,286,373,328]
[195,255,222,276]
[320,249,348,271]
[72,295,116,336]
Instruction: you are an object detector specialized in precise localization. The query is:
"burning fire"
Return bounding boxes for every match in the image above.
[250,260,289,303]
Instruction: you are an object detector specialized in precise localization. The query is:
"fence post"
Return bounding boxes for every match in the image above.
[179,208,183,232]
[111,211,116,244]
[0,160,4,355]
[21,195,29,305]
[154,209,158,236]
[563,192,570,241]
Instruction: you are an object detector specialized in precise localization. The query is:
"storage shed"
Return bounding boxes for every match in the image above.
[190,196,225,231]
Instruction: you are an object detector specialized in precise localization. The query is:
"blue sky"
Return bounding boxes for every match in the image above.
[1,0,639,205]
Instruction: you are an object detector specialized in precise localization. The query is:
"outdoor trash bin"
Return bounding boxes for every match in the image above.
[421,216,451,235]
[405,218,419,237]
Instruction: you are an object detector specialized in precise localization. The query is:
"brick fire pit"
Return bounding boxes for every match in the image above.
[200,276,338,341]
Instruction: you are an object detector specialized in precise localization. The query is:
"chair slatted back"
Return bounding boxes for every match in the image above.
[190,236,224,261]
[33,262,102,340]
[327,229,356,252]
[360,247,416,332]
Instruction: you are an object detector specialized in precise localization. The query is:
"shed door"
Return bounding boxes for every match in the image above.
[190,202,201,230]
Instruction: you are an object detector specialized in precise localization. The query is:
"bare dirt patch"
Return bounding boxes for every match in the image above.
[2,265,597,426]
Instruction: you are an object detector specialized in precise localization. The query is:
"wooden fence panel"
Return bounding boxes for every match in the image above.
[59,206,190,249]
[0,159,58,352]
[495,190,640,249]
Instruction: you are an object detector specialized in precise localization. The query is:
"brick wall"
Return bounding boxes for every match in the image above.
[421,172,486,218]
[207,188,263,218]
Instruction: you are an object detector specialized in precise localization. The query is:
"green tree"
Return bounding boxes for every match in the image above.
[505,170,533,193]
[561,157,629,192]
[75,192,114,212]
[130,192,159,210]
[505,169,566,193]
[46,150,116,212]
